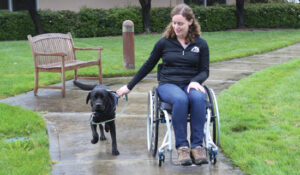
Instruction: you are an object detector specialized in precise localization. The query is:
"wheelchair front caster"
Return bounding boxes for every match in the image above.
[209,150,217,165]
[158,153,165,167]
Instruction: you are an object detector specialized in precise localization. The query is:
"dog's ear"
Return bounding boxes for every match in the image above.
[109,92,116,109]
[86,92,91,104]
[108,92,115,107]
[104,92,115,112]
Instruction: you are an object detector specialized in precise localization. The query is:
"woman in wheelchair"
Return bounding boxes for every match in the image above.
[117,3,209,166]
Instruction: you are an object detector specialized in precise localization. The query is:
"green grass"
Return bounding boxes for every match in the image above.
[218,58,300,175]
[0,103,51,175]
[1,29,300,99]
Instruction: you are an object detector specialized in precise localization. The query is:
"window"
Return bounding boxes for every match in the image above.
[13,0,36,11]
[0,0,9,10]
[0,0,37,11]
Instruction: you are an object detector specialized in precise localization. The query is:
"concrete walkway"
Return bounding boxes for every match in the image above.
[2,43,300,175]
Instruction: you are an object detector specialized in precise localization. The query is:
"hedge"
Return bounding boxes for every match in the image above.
[244,3,300,28]
[75,7,143,37]
[0,3,299,40]
[39,10,77,34]
[150,7,173,32]
[0,11,35,40]
[193,5,237,31]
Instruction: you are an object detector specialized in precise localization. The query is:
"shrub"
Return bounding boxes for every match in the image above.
[75,7,143,37]
[0,11,36,40]
[104,7,143,35]
[39,10,76,34]
[244,3,300,28]
[150,7,172,32]
[150,5,236,33]
[0,3,299,40]
[75,8,101,37]
[193,5,237,31]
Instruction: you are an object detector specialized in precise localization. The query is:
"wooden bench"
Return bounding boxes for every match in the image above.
[28,33,103,97]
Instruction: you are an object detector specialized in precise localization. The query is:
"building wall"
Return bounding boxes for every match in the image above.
[227,0,236,5]
[39,0,183,11]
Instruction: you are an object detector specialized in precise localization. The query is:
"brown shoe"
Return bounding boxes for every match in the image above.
[191,146,208,165]
[177,146,192,166]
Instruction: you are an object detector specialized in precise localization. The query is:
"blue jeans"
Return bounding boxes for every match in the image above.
[157,83,207,149]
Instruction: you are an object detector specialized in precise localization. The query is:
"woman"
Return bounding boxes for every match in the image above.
[117,3,209,166]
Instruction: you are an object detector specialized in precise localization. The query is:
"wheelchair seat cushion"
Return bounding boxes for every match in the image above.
[159,100,211,114]
[160,102,173,113]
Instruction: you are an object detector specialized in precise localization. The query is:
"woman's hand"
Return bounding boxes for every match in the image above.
[187,82,205,93]
[116,85,131,97]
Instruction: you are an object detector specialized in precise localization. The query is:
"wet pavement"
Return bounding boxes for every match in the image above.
[2,43,300,175]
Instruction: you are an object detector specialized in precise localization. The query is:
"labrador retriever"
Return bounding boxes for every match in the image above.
[74,81,119,155]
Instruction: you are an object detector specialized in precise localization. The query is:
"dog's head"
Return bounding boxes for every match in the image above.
[86,85,116,114]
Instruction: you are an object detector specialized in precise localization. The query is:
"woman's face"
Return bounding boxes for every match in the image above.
[172,14,192,39]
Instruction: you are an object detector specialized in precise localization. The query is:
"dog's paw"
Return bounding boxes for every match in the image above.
[100,135,106,141]
[112,149,120,156]
[105,124,110,132]
[91,137,99,144]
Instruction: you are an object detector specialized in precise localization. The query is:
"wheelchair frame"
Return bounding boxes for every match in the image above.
[147,85,220,166]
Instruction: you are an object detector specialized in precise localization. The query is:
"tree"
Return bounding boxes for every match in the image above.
[27,0,44,34]
[236,0,245,28]
[139,0,151,33]
[14,0,44,34]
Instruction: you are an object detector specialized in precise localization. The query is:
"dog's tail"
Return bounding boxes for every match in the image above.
[73,81,97,91]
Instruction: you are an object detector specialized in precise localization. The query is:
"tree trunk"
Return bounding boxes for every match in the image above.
[139,0,151,33]
[27,0,44,34]
[15,0,45,34]
[236,0,245,28]
[28,9,45,34]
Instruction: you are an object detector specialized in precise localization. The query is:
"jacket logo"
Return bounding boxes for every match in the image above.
[191,46,199,53]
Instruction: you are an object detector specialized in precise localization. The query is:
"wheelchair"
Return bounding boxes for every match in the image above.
[147,85,220,167]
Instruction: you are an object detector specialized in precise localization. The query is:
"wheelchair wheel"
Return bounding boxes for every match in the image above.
[146,87,160,157]
[205,86,220,146]
[147,90,153,152]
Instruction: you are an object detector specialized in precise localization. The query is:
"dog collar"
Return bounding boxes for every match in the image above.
[89,94,128,125]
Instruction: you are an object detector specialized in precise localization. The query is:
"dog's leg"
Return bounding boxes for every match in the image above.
[99,124,106,141]
[90,124,99,144]
[105,123,110,132]
[108,121,119,155]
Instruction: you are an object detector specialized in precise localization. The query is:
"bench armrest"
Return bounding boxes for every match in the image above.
[35,52,67,57]
[74,47,103,51]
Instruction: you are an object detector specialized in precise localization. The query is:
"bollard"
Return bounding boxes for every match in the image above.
[122,20,135,69]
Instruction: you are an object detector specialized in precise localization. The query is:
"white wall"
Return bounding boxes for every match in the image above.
[39,0,182,11]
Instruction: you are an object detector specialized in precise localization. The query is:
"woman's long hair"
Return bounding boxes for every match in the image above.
[163,4,201,43]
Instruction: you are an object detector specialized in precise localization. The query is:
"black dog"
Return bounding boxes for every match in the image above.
[74,81,119,155]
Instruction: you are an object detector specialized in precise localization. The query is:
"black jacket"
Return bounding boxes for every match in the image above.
[127,37,209,90]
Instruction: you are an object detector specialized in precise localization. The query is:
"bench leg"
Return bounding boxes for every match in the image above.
[34,70,39,96]
[74,69,78,81]
[98,65,102,84]
[61,71,66,97]
[98,52,102,84]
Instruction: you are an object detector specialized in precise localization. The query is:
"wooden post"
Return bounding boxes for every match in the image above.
[122,20,135,69]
